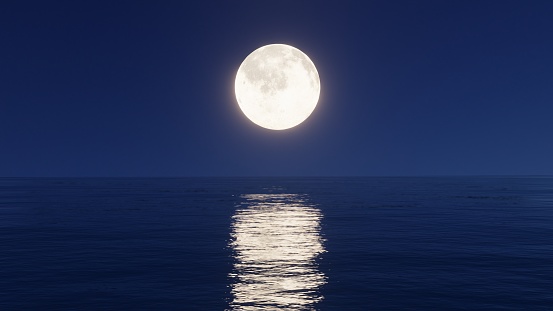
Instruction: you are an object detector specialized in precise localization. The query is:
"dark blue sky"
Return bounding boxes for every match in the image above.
[1,1,552,176]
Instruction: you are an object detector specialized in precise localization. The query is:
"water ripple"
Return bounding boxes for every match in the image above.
[228,194,326,310]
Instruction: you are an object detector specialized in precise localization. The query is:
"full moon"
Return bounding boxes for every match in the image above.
[235,44,320,130]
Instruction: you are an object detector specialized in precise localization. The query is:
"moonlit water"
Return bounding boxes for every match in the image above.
[1,177,552,309]
[229,194,325,310]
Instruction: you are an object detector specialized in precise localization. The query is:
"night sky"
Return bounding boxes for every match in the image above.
[2,1,552,177]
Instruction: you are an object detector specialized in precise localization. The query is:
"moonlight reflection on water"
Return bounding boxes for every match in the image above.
[228,193,326,310]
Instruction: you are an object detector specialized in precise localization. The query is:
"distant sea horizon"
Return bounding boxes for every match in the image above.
[1,176,552,309]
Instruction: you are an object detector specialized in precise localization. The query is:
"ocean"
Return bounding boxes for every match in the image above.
[1,177,552,310]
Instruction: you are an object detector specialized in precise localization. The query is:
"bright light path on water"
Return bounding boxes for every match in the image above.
[228,193,326,310]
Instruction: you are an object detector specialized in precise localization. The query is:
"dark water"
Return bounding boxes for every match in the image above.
[1,177,552,310]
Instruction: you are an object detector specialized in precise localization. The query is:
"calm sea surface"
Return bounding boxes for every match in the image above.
[1,177,552,310]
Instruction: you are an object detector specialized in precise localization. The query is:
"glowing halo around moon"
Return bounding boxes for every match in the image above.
[235,44,320,130]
